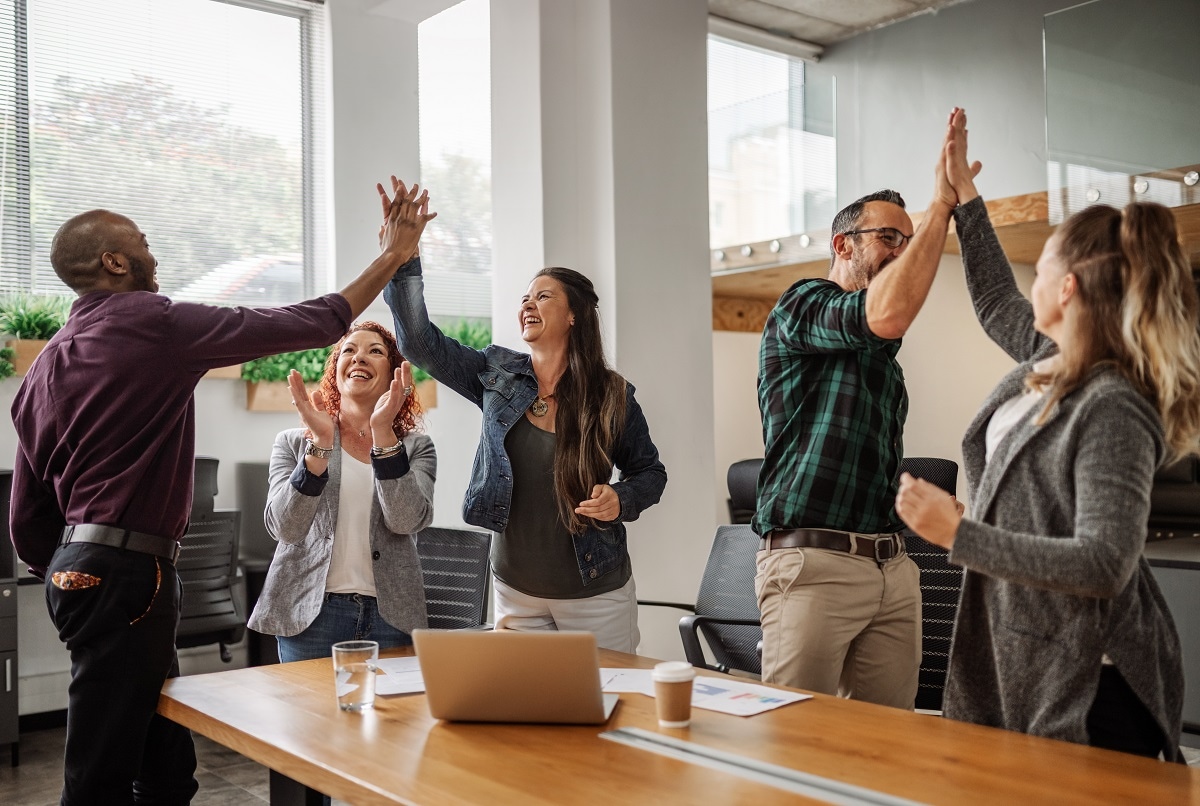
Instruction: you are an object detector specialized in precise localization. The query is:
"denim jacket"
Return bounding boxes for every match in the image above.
[385,257,667,586]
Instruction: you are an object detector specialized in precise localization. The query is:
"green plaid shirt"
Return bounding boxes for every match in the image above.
[754,278,908,536]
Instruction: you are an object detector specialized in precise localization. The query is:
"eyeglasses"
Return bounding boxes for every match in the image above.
[842,227,914,249]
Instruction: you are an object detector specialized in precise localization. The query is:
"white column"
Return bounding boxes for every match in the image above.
[328,0,421,324]
[491,0,714,609]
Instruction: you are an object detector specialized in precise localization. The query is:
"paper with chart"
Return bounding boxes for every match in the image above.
[600,668,810,716]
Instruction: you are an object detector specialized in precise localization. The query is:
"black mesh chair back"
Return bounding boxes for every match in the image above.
[898,456,961,711]
[417,527,492,630]
[726,458,763,524]
[175,509,245,661]
[679,524,763,674]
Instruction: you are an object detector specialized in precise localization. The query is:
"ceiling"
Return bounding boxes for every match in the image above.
[708,0,969,47]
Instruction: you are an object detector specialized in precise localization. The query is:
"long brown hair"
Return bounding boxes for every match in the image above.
[1028,202,1200,458]
[318,321,422,439]
[535,268,628,533]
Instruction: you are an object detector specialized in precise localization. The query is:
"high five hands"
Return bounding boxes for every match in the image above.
[933,107,983,210]
[376,177,437,260]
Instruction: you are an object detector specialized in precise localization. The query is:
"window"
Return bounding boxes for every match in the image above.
[707,35,835,251]
[0,0,326,305]
[417,0,491,324]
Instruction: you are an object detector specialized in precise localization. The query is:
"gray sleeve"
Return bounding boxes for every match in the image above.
[263,430,324,546]
[950,391,1158,598]
[954,197,1052,363]
[375,433,436,535]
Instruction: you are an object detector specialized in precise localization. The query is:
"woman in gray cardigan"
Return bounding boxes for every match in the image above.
[896,110,1200,760]
[247,321,435,661]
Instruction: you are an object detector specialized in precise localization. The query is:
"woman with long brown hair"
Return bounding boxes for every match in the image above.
[896,109,1199,760]
[248,321,436,662]
[385,247,666,652]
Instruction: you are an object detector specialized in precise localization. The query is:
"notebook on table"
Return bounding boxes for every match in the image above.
[412,628,620,724]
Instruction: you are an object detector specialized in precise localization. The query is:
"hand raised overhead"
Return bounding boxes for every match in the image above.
[945,107,982,204]
[376,177,437,262]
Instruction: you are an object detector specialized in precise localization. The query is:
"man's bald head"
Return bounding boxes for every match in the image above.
[50,210,156,294]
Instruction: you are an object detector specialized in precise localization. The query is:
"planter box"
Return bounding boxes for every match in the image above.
[6,339,49,375]
[415,378,437,409]
[245,381,295,412]
[204,364,243,380]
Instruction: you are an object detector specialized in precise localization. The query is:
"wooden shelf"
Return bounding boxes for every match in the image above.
[712,191,1200,333]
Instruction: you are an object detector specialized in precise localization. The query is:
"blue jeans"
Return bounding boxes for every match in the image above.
[276,592,413,663]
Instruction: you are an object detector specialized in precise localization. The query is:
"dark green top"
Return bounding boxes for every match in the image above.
[494,416,630,598]
[754,278,908,536]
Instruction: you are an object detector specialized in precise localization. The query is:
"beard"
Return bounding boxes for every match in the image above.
[129,254,158,293]
[847,250,886,290]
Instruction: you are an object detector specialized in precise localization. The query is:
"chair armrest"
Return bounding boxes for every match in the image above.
[677,614,762,672]
[636,599,696,612]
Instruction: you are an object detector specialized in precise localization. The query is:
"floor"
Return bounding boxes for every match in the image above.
[0,724,1196,804]
[0,726,350,805]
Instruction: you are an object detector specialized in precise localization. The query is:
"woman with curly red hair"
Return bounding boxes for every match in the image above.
[248,321,436,661]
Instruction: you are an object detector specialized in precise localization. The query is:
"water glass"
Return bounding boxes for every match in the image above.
[332,640,378,712]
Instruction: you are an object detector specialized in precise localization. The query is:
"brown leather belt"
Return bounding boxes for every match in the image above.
[61,524,181,565]
[760,528,904,564]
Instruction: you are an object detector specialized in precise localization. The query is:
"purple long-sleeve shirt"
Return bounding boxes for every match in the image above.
[10,289,352,577]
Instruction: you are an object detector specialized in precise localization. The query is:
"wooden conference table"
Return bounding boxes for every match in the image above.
[158,649,1200,805]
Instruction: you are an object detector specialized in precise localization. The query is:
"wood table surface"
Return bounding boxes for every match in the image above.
[158,649,1200,805]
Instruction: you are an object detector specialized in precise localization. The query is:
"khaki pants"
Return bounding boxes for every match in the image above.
[755,546,921,709]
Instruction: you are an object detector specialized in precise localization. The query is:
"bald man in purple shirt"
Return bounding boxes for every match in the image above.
[10,179,435,805]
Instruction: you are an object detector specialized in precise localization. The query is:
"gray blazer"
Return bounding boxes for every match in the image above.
[944,198,1183,760]
[246,427,435,637]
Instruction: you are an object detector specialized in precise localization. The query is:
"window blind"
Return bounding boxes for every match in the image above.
[0,0,327,305]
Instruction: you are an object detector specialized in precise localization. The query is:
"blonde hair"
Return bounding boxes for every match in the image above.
[1028,202,1200,459]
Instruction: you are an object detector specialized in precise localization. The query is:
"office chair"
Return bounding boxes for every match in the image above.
[726,458,762,525]
[416,527,492,630]
[678,524,763,675]
[1148,456,1200,540]
[175,456,245,662]
[898,456,962,712]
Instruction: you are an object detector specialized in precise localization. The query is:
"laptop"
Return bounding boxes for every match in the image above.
[412,629,620,724]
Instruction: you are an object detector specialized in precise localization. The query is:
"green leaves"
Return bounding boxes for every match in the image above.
[0,293,72,339]
[0,346,15,379]
[240,346,331,383]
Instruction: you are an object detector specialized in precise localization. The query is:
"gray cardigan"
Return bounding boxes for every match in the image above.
[246,428,435,637]
[944,198,1183,760]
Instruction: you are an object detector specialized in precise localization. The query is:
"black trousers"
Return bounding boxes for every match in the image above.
[46,542,199,805]
[1086,664,1168,759]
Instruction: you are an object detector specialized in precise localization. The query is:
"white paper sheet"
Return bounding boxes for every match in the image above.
[374,656,426,696]
[600,668,811,716]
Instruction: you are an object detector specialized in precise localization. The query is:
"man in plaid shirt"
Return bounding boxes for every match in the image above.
[754,135,959,707]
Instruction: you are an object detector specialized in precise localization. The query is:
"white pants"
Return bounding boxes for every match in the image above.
[492,575,641,653]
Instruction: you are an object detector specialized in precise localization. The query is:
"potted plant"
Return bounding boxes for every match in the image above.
[241,346,332,411]
[0,293,72,375]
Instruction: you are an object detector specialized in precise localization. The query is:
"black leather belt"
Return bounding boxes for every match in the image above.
[760,528,904,564]
[61,524,181,565]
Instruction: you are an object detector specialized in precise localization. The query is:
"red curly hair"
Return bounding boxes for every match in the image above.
[319,321,422,438]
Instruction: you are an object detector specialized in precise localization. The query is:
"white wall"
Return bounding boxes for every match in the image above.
[814,0,1080,211]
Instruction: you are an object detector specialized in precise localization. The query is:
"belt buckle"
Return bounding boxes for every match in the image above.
[874,535,897,563]
[168,542,181,565]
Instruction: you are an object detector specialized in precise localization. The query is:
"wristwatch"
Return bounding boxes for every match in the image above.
[305,439,334,459]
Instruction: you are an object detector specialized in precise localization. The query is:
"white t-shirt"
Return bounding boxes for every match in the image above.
[325,449,377,597]
[984,390,1043,464]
